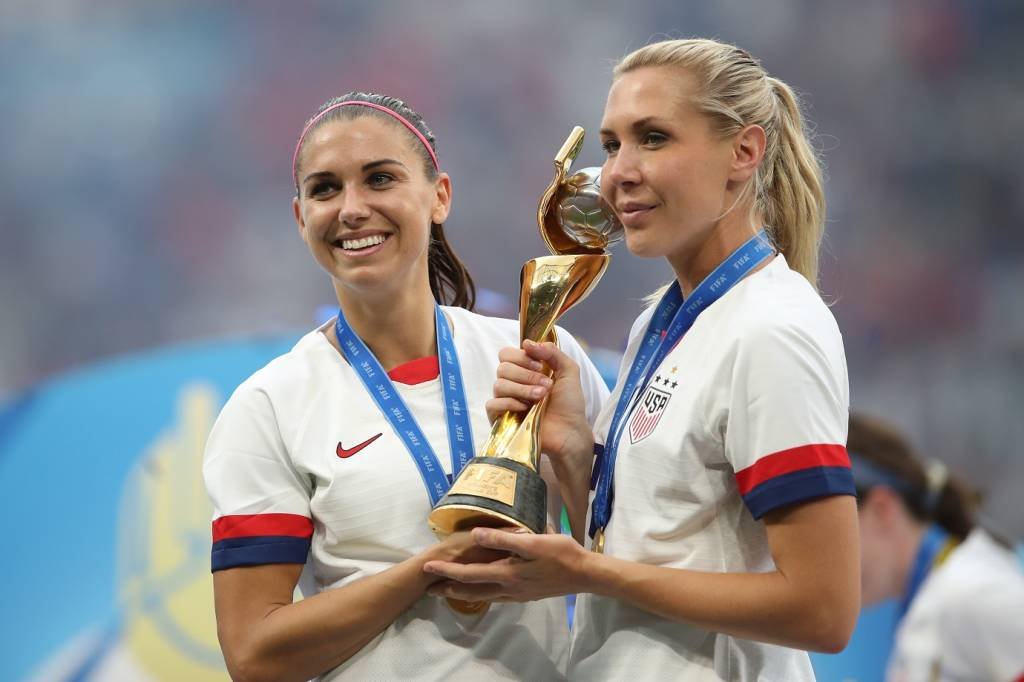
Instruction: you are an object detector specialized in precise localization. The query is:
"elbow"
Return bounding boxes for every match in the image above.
[804,600,858,654]
[810,628,852,655]
[221,640,292,682]
[223,651,269,682]
[225,654,293,682]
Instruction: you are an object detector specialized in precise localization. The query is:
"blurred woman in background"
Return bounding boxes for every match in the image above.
[849,412,1024,682]
[424,38,860,681]
[202,91,607,681]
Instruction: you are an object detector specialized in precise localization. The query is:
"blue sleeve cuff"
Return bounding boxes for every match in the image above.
[211,535,311,572]
[742,466,855,520]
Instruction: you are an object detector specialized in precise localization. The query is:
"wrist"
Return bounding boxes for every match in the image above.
[574,545,616,596]
[550,425,595,478]
[408,547,445,589]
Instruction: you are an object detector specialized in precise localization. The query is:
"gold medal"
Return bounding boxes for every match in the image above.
[447,597,490,615]
[593,528,605,554]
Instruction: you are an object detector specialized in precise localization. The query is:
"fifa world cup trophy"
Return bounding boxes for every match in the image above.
[428,127,622,613]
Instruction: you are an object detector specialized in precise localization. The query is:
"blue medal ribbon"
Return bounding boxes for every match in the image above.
[898,523,952,622]
[335,305,475,505]
[589,231,774,541]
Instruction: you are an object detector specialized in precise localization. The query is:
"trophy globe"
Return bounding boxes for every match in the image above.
[553,167,623,253]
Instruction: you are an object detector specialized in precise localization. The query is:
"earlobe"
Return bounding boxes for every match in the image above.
[731,124,767,182]
[432,173,453,224]
[292,196,306,239]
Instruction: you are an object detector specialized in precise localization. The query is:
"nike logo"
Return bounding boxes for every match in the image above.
[336,433,383,459]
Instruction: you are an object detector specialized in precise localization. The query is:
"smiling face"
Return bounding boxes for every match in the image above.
[599,65,763,283]
[292,116,451,304]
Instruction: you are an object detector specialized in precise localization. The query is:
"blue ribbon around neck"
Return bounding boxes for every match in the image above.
[899,523,951,622]
[589,230,774,541]
[335,305,475,505]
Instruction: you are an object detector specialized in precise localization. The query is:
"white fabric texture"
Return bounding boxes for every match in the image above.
[570,255,851,681]
[888,528,1024,682]
[204,305,609,681]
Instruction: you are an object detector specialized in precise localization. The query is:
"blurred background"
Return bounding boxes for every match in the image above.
[2,0,1022,680]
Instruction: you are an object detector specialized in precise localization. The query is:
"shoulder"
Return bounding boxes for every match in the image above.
[911,531,1024,674]
[225,327,336,410]
[925,531,1024,613]
[444,306,520,347]
[717,256,844,363]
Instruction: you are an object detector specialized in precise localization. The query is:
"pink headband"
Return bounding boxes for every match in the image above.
[291,100,439,187]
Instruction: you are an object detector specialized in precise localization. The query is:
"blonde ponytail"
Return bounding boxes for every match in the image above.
[761,78,825,286]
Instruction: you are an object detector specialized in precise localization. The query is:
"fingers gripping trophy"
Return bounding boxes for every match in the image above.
[427,127,623,613]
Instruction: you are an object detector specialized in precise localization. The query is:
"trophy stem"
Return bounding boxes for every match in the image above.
[481,255,609,468]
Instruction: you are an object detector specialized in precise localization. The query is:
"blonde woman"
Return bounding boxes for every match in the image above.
[424,39,860,680]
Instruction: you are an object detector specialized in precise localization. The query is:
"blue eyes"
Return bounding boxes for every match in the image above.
[600,131,667,156]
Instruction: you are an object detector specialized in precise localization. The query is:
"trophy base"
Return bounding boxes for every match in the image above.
[446,597,490,615]
[428,458,547,536]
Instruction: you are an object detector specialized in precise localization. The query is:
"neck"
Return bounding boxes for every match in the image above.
[667,211,764,298]
[894,521,929,601]
[330,283,439,371]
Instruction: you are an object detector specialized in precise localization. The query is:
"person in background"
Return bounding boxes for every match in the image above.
[203,91,608,681]
[849,412,1024,682]
[423,37,860,681]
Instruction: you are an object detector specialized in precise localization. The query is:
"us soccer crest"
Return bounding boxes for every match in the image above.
[629,380,673,444]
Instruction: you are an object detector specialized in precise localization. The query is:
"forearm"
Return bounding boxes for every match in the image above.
[218,557,433,682]
[546,430,595,542]
[582,554,852,652]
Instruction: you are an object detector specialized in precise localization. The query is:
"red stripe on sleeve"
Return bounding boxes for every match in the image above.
[212,513,313,541]
[735,444,850,495]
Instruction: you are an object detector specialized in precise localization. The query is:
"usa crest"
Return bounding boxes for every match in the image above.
[629,382,672,444]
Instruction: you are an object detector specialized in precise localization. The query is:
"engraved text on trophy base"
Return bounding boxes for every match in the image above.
[447,463,517,506]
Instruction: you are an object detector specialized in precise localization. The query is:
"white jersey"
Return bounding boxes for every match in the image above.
[888,529,1024,682]
[570,255,853,681]
[203,306,609,681]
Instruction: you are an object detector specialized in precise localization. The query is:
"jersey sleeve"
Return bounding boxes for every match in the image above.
[202,383,313,571]
[554,325,611,426]
[724,317,854,519]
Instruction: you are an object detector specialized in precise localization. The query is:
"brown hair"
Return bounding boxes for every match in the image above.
[293,92,476,310]
[848,413,977,540]
[615,39,826,289]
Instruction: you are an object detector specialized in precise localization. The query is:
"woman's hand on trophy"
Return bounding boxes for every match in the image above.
[417,531,510,588]
[427,531,510,566]
[422,527,595,602]
[487,340,592,463]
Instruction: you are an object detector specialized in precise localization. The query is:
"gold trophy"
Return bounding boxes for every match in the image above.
[428,128,622,613]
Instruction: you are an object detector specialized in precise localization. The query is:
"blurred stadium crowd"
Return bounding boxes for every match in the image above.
[1,0,1021,532]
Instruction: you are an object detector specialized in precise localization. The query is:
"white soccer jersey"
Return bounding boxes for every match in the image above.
[888,529,1024,682]
[203,306,609,681]
[569,255,853,681]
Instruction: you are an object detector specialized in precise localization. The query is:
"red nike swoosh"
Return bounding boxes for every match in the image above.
[336,433,383,459]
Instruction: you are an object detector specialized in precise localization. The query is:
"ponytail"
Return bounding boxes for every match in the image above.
[848,412,978,540]
[761,78,825,287]
[428,222,476,310]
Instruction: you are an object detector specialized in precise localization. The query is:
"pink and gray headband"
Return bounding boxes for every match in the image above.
[291,100,439,187]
